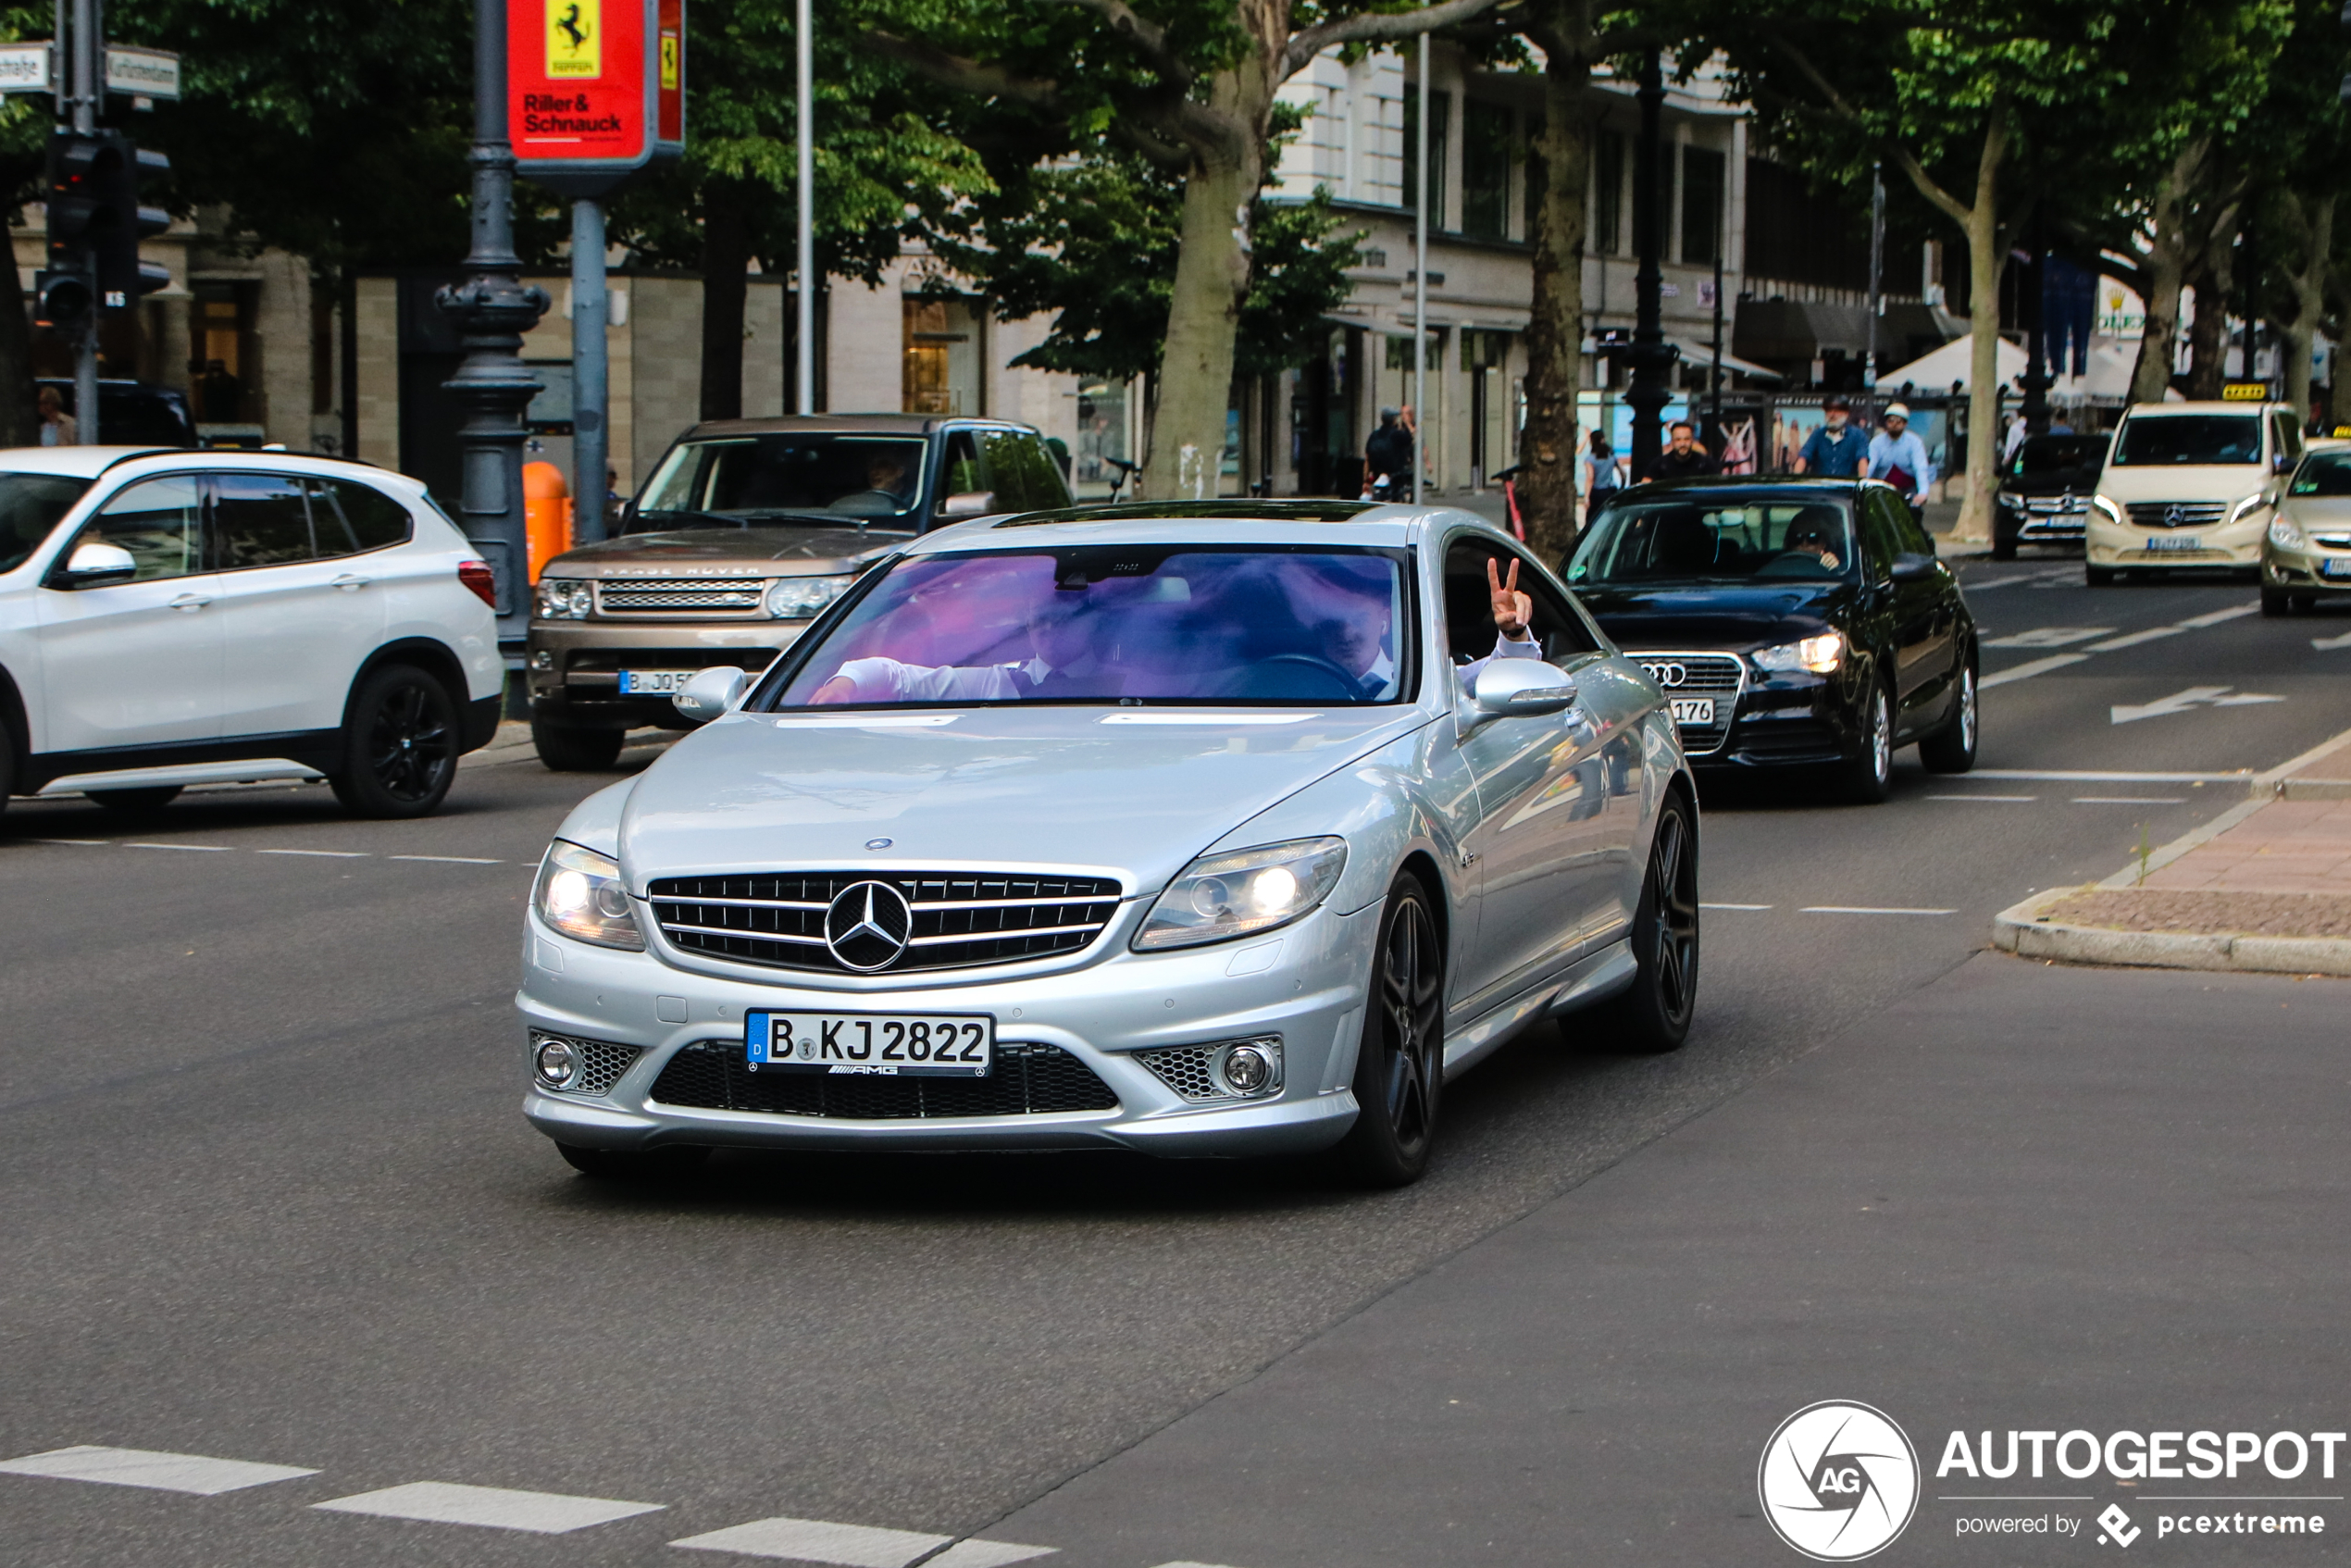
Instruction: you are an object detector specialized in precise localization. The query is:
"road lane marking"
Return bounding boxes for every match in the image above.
[29,838,108,845]
[1962,566,2077,591]
[1983,627,2116,648]
[1800,906,1957,915]
[1700,902,1773,910]
[122,842,230,852]
[1982,653,2090,688]
[2179,604,2263,628]
[926,1543,1060,1567]
[1924,793,2036,802]
[257,848,371,858]
[0,1444,318,1495]
[388,854,504,864]
[1970,769,2248,782]
[671,1516,953,1564]
[315,1481,662,1534]
[2110,686,2284,725]
[2073,796,2185,804]
[2313,630,2351,651]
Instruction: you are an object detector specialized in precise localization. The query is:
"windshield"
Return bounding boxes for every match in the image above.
[631,434,928,530]
[1566,497,1858,584]
[2112,416,2261,467]
[2289,452,2351,497]
[771,546,1412,707]
[2010,435,2106,478]
[0,472,94,574]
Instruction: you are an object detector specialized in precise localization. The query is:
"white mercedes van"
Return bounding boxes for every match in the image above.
[2085,400,2303,584]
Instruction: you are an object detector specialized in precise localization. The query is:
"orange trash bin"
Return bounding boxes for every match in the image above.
[524,461,573,583]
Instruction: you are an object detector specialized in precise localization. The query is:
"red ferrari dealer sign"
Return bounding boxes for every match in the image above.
[509,0,683,191]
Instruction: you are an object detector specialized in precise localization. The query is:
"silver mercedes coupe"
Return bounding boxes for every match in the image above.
[518,500,1700,1186]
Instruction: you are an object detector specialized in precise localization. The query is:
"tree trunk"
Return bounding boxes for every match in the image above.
[2184,259,2232,400]
[1950,190,2005,543]
[1519,25,1591,568]
[1144,70,1268,501]
[2127,143,2199,405]
[699,186,749,421]
[2273,192,2332,428]
[0,261,40,448]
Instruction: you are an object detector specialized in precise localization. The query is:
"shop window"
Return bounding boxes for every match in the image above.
[1681,145,1725,267]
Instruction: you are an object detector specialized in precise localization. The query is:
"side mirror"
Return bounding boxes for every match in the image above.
[1890,552,1937,583]
[673,665,748,724]
[1468,657,1578,722]
[55,541,137,589]
[2275,453,2294,474]
[938,491,997,521]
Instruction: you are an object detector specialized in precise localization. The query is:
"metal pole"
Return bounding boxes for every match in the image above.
[1412,31,1427,504]
[1708,238,1724,453]
[570,197,609,543]
[1863,162,1884,395]
[438,0,549,651]
[2020,217,2049,438]
[794,0,814,415]
[69,0,96,442]
[1624,52,1669,475]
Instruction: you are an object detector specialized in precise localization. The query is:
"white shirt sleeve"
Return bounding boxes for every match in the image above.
[828,657,1023,703]
[1457,631,1544,691]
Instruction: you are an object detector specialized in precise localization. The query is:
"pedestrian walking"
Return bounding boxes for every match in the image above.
[1363,407,1412,499]
[1582,429,1625,516]
[37,386,74,447]
[1867,403,1935,516]
[1793,396,1871,478]
[1639,420,1719,482]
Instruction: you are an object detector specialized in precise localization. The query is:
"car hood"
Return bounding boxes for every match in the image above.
[2001,474,2099,496]
[545,527,908,578]
[2097,467,2267,503]
[1574,581,1845,651]
[613,704,1432,895]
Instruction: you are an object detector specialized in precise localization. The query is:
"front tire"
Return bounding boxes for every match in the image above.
[1335,873,1445,1188]
[330,664,459,818]
[555,1142,711,1180]
[2262,588,2290,617]
[1990,528,2017,561]
[2086,566,2116,586]
[86,785,183,813]
[1845,680,1895,803]
[531,714,627,771]
[1600,791,1699,1052]
[1918,662,1978,774]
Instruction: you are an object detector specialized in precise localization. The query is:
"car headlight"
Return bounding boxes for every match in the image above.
[1751,630,1845,675]
[2270,515,2309,551]
[533,840,644,950]
[536,577,592,619]
[1134,837,1348,951]
[2230,492,2270,527]
[2092,494,2124,524]
[765,575,852,619]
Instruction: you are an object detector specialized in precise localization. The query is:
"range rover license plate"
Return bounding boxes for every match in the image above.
[746,1010,994,1076]
[2144,536,2202,553]
[619,669,698,694]
[1668,697,1716,725]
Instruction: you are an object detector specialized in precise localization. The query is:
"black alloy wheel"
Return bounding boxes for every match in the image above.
[330,664,459,819]
[1603,791,1699,1053]
[1336,873,1446,1187]
[1845,680,1895,803]
[1919,660,1978,774]
[85,786,184,814]
[556,1142,712,1180]
[532,714,628,771]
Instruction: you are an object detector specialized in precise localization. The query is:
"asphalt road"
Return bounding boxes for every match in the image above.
[1,554,2345,1568]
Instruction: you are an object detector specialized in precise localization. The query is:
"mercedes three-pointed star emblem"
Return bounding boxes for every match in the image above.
[825,880,914,971]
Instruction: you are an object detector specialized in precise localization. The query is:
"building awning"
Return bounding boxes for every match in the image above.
[1667,337,1784,381]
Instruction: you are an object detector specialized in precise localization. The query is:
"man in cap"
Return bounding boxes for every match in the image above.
[1793,396,1872,479]
[1868,402,1935,517]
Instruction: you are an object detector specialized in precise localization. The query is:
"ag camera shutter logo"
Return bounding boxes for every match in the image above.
[1760,1400,1921,1561]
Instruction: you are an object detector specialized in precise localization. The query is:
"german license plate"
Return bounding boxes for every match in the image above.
[2144,536,2201,553]
[2321,558,2351,579]
[745,1010,993,1077]
[1669,697,1716,725]
[619,668,697,694]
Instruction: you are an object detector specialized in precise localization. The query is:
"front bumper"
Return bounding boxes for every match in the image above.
[1996,500,2087,544]
[1703,672,1862,770]
[526,617,809,722]
[516,901,1375,1159]
[2263,543,2351,593]
[2086,510,2264,567]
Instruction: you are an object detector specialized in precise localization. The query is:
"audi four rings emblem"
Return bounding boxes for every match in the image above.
[1641,661,1689,688]
[825,881,914,970]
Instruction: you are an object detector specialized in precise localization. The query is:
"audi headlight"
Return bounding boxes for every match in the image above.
[2270,515,2309,551]
[533,840,644,950]
[2092,494,2124,525]
[1134,837,1348,951]
[536,577,592,619]
[765,574,852,619]
[2229,492,2270,527]
[1751,630,1845,675]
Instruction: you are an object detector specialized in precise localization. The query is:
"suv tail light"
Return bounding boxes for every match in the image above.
[457,560,498,608]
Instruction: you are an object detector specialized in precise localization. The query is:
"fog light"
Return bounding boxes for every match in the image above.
[535,1037,578,1087]
[530,650,554,670]
[1221,1043,1273,1094]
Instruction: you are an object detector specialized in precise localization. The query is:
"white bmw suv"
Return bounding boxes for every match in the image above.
[0,446,504,819]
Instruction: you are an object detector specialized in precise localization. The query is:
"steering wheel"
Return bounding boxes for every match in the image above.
[1214,653,1361,701]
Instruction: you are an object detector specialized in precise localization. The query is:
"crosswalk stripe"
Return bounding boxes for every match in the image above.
[0,1444,318,1495]
[313,1480,663,1533]
[673,1516,952,1564]
[927,1540,1058,1567]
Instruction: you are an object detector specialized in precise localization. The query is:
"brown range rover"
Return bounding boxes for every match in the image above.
[526,413,1072,767]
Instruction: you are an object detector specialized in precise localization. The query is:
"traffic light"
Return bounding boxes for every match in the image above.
[40,131,106,334]
[33,268,93,332]
[44,131,170,317]
[95,143,172,308]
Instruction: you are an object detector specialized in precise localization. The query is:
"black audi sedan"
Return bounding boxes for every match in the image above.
[1993,431,2109,559]
[1564,477,1977,802]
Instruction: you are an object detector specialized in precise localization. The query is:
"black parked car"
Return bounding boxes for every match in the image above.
[1993,432,2108,559]
[35,378,199,448]
[1565,477,1978,802]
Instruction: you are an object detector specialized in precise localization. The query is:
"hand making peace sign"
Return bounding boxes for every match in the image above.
[1486,556,1533,640]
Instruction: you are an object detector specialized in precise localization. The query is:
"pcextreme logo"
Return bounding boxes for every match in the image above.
[1760,1400,1922,1562]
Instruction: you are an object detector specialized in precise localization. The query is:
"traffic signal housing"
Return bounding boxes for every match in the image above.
[33,268,93,332]
[44,131,171,317]
[98,144,172,308]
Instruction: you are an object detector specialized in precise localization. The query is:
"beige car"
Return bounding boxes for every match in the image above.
[2261,443,2351,616]
[2085,400,2302,585]
[526,414,1071,768]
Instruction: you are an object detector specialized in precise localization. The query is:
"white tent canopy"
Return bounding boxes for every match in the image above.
[1880,335,2029,393]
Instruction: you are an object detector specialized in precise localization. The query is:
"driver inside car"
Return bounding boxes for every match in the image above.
[1778,508,1847,572]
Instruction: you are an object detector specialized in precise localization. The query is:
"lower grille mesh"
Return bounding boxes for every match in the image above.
[649,1039,1119,1119]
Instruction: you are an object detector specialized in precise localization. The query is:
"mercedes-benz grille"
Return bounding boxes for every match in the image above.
[2125,502,2227,529]
[648,871,1124,974]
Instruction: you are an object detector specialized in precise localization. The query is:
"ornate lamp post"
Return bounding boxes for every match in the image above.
[1624,53,1673,476]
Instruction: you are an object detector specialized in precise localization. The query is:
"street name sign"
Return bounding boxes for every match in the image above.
[105,46,180,99]
[508,0,683,195]
[0,43,49,93]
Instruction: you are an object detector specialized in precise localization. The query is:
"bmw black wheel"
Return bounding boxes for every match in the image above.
[1602,791,1699,1053]
[1336,872,1445,1187]
[330,664,459,818]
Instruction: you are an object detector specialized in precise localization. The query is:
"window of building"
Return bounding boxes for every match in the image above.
[1593,131,1624,255]
[1681,144,1725,267]
[1462,100,1513,240]
[902,297,981,416]
[1400,89,1449,224]
[1743,158,1870,292]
